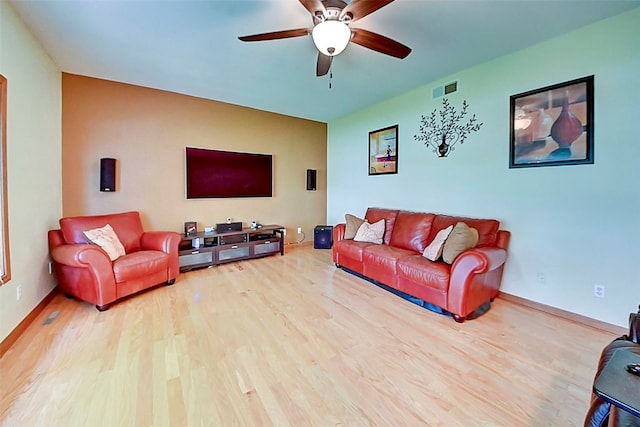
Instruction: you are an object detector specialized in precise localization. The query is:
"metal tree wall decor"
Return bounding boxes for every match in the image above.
[414,98,483,157]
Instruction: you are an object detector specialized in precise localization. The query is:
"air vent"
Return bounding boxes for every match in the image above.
[444,81,458,95]
[432,80,459,99]
[42,310,60,326]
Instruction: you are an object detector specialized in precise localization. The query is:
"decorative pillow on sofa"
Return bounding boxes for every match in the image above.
[344,214,365,240]
[353,219,385,244]
[442,222,479,264]
[423,225,454,261]
[83,224,126,261]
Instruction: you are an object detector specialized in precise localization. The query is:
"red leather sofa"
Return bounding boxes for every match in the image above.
[48,211,181,311]
[333,207,510,322]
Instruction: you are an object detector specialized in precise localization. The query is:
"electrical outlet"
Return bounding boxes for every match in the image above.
[16,284,22,301]
[297,227,302,234]
[537,272,546,284]
[594,284,605,298]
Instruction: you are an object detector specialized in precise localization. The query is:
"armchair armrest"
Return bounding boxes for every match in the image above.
[51,243,113,269]
[140,231,181,280]
[629,305,639,343]
[447,247,508,319]
[140,231,181,253]
[50,243,117,305]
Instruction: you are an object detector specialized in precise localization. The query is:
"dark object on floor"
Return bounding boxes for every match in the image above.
[584,305,640,427]
[314,225,333,249]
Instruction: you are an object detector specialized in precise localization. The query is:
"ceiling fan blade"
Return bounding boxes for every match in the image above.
[238,28,310,42]
[299,0,326,18]
[350,28,411,59]
[340,0,395,22]
[316,53,332,76]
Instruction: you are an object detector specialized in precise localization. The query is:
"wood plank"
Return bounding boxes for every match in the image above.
[0,245,622,425]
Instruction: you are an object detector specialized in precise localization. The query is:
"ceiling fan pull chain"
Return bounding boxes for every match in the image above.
[329,71,333,89]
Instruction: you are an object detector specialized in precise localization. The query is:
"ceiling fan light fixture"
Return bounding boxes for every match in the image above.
[311,21,351,56]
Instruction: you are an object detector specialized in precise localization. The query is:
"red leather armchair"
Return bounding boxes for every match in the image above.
[48,211,180,311]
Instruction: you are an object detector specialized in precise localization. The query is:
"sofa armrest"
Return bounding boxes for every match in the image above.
[333,223,346,242]
[332,224,346,264]
[453,247,507,273]
[447,247,508,318]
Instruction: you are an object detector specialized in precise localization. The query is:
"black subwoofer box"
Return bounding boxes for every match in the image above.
[314,225,333,249]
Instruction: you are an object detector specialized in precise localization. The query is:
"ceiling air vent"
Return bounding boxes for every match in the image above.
[432,80,459,99]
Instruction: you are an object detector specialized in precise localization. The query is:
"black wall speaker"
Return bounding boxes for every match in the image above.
[100,158,116,192]
[314,225,333,249]
[306,169,317,191]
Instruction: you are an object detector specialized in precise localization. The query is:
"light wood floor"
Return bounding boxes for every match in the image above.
[0,245,619,426]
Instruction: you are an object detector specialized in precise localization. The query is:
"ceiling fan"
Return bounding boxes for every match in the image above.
[238,0,411,77]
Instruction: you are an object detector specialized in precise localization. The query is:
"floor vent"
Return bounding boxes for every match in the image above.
[42,310,60,326]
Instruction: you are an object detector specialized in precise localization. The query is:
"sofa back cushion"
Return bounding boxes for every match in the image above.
[389,211,436,253]
[428,214,500,247]
[365,208,400,245]
[60,211,144,253]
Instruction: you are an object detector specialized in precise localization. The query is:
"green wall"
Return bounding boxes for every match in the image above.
[327,8,640,327]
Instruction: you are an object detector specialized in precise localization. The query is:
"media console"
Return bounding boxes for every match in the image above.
[178,224,285,272]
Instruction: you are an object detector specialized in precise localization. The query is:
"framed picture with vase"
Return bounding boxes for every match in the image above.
[509,75,594,168]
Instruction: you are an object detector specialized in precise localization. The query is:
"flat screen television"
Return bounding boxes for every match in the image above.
[185,147,273,198]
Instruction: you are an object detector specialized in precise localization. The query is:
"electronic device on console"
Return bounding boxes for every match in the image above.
[216,221,243,232]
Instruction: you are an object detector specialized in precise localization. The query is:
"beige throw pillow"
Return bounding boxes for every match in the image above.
[442,222,479,264]
[83,224,126,261]
[353,219,385,244]
[423,225,454,261]
[344,214,365,240]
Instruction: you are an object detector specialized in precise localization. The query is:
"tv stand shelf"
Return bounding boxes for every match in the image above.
[178,224,284,272]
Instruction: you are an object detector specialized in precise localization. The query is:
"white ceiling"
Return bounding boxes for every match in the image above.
[10,0,639,123]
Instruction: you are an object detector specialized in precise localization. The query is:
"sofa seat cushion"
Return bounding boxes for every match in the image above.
[363,244,415,286]
[389,211,436,253]
[428,215,499,247]
[113,250,169,283]
[334,239,375,262]
[397,255,451,292]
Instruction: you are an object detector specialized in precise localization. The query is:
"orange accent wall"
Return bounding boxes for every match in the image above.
[62,74,327,242]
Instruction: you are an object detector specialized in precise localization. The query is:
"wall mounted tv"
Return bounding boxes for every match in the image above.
[185,147,273,198]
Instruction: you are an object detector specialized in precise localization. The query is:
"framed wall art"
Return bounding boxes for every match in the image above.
[369,125,398,175]
[509,75,594,168]
[184,221,197,236]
